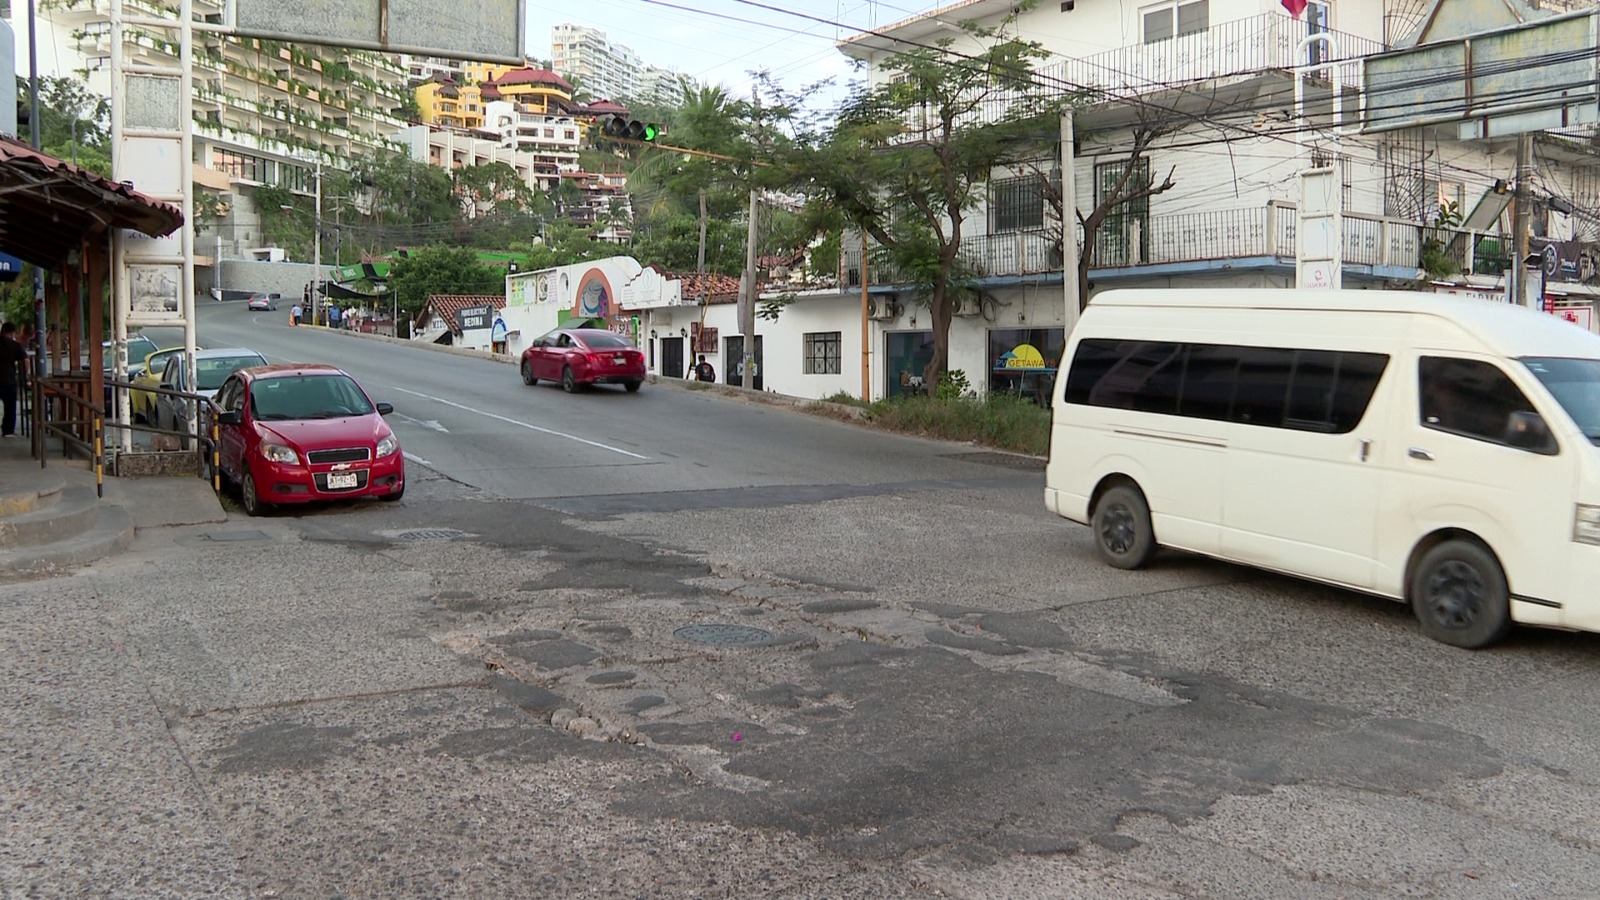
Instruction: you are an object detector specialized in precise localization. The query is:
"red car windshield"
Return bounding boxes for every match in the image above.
[251,374,375,420]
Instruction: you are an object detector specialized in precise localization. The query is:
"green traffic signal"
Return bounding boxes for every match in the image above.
[641,123,659,142]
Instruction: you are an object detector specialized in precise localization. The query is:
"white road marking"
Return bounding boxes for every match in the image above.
[403,451,433,466]
[387,386,650,460]
[393,413,450,433]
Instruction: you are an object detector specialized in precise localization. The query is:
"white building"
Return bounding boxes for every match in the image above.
[550,23,642,102]
[646,0,1600,404]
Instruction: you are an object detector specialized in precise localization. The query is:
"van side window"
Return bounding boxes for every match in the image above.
[1419,357,1552,451]
[1066,339,1388,434]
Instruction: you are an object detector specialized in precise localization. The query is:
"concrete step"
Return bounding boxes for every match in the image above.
[0,470,66,517]
[0,503,133,576]
[0,485,102,549]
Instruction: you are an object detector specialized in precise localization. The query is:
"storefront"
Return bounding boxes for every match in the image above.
[988,328,1065,404]
[886,330,935,397]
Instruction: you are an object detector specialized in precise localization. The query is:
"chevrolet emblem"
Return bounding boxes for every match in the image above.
[331,462,353,471]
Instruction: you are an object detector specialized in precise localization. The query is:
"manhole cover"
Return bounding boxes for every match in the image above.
[674,623,775,647]
[394,528,466,542]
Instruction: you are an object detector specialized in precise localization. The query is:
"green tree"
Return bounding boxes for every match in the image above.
[630,211,745,275]
[386,245,508,319]
[788,25,1060,393]
[453,161,537,217]
[17,75,112,176]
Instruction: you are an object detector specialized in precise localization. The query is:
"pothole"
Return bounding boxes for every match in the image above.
[674,623,775,647]
[392,528,467,542]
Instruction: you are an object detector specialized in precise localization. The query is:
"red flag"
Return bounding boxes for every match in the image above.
[1282,0,1308,17]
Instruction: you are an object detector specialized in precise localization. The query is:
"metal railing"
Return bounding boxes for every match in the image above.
[842,201,1441,287]
[33,374,105,498]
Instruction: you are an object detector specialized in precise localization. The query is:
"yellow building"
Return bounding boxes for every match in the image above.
[480,67,574,116]
[461,62,518,87]
[416,77,485,129]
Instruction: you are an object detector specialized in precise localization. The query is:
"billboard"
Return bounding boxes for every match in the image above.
[231,0,526,64]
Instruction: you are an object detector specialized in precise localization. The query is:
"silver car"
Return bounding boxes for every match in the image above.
[154,348,269,443]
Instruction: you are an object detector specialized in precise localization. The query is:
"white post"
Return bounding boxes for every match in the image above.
[180,0,196,424]
[1294,33,1343,290]
[1060,108,1080,335]
[110,0,130,452]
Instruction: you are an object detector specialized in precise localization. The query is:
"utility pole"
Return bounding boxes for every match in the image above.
[311,158,322,324]
[740,189,758,390]
[860,231,869,399]
[27,0,44,401]
[1511,134,1533,307]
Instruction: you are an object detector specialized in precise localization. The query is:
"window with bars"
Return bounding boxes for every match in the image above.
[1142,0,1208,43]
[1095,159,1151,265]
[804,332,842,375]
[990,175,1046,233]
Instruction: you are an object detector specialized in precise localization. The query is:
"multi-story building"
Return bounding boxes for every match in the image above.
[636,65,688,105]
[416,76,486,130]
[550,23,641,101]
[480,66,574,115]
[399,54,464,88]
[608,0,1600,403]
[33,0,411,273]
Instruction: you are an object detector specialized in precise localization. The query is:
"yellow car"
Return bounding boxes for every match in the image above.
[130,346,187,422]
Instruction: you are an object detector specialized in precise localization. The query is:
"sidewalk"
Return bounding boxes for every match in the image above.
[0,428,227,534]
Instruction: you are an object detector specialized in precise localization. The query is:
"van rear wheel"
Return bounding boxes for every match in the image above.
[1092,484,1156,570]
[1410,540,1511,649]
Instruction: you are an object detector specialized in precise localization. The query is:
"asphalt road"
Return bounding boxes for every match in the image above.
[9,302,1600,897]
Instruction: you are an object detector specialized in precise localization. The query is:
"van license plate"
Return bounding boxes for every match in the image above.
[328,472,358,489]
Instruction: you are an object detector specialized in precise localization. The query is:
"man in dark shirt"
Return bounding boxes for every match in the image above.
[0,321,27,437]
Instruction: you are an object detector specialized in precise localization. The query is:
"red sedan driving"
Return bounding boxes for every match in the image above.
[212,364,405,516]
[520,327,646,393]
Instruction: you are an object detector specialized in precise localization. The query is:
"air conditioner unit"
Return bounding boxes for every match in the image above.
[953,295,983,317]
[868,296,902,320]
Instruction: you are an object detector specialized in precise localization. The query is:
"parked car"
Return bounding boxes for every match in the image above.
[154,348,270,440]
[211,364,404,515]
[246,292,281,311]
[100,334,160,413]
[520,328,646,393]
[129,346,188,422]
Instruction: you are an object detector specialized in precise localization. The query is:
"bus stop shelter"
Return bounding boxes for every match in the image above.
[0,136,183,465]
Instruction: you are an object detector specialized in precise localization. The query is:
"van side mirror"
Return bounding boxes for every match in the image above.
[1505,411,1557,454]
[375,402,393,416]
[216,410,241,426]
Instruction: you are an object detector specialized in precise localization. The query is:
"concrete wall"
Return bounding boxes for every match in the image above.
[214,260,321,304]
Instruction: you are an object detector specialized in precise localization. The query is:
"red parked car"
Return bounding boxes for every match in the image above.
[211,364,405,516]
[520,327,646,393]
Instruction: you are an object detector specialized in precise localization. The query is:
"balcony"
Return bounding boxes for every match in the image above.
[841,201,1431,287]
[902,14,1386,138]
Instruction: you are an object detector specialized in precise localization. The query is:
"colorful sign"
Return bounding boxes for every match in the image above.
[995,343,1056,372]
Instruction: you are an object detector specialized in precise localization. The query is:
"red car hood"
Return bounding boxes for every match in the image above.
[254,415,392,452]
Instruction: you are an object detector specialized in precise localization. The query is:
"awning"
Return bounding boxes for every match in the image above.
[0,137,183,267]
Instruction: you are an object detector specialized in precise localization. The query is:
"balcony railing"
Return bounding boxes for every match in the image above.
[895,14,1386,139]
[841,201,1433,287]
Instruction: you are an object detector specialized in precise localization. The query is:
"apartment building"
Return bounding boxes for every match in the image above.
[550,23,642,101]
[39,0,410,270]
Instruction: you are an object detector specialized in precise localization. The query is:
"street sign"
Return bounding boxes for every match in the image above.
[1362,10,1600,138]
[232,0,526,63]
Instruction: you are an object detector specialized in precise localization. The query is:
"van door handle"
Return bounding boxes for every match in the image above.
[1359,439,1372,462]
[1408,447,1434,461]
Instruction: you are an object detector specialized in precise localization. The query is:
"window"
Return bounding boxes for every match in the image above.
[1096,159,1151,265]
[1420,357,1554,452]
[804,332,842,375]
[1065,339,1388,434]
[212,149,264,182]
[990,175,1046,233]
[1142,0,1208,43]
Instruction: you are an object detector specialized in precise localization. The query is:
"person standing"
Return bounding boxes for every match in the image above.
[290,302,302,327]
[0,322,28,438]
[328,303,340,329]
[692,354,716,382]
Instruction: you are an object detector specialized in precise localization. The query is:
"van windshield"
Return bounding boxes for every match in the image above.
[1522,357,1600,444]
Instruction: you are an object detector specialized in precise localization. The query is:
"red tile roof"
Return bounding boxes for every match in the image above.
[574,99,629,116]
[418,293,501,333]
[665,270,743,303]
[0,137,181,236]
[486,67,573,92]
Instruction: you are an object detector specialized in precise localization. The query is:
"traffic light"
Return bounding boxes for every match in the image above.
[601,115,661,142]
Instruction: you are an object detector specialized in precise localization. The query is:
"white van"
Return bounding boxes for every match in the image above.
[1045,288,1600,648]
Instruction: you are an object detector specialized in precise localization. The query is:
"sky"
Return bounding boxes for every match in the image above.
[523,0,947,110]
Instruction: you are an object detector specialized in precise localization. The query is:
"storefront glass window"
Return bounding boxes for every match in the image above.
[886,331,935,397]
[988,327,1066,404]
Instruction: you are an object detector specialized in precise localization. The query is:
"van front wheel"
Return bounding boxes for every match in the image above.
[1410,540,1511,649]
[1093,485,1156,570]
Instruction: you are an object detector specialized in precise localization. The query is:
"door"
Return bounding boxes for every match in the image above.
[216,376,247,480]
[1221,348,1390,588]
[661,337,685,379]
[1381,354,1574,607]
[724,335,764,390]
